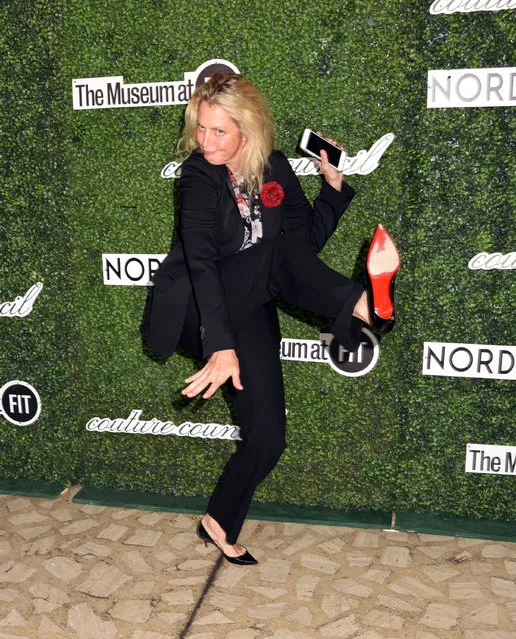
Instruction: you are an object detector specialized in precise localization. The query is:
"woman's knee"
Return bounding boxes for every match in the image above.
[246,426,287,466]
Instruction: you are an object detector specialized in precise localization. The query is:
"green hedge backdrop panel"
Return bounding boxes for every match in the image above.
[1,0,514,521]
[1,0,80,481]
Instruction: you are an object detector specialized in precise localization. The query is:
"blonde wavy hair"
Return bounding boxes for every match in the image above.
[177,73,275,194]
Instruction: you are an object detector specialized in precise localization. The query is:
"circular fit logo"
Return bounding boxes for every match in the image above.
[194,59,240,88]
[0,380,41,426]
[326,327,379,377]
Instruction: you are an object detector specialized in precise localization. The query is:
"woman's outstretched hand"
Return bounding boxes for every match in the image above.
[316,132,344,192]
[182,348,243,399]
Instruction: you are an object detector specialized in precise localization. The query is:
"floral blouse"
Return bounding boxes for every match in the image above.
[227,167,263,252]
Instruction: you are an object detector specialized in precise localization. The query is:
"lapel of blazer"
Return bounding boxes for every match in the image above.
[211,154,285,235]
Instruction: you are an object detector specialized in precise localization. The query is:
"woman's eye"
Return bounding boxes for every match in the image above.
[216,129,225,135]
[198,125,205,131]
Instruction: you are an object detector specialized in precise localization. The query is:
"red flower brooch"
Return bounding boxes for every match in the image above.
[260,181,284,207]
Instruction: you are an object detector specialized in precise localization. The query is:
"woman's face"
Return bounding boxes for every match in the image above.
[196,101,246,171]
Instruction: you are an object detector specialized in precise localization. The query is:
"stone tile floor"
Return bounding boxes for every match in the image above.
[0,487,515,638]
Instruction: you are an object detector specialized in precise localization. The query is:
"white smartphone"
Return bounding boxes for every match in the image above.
[299,129,345,171]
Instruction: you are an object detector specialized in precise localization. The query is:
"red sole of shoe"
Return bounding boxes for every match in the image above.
[367,225,400,319]
[368,270,398,319]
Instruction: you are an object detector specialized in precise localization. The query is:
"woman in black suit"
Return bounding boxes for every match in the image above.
[146,73,399,565]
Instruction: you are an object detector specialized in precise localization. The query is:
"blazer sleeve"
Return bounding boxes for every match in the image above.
[178,158,236,358]
[274,151,355,253]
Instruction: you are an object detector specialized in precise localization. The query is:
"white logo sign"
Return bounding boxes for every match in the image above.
[423,342,516,380]
[86,409,240,440]
[0,283,43,318]
[430,0,516,13]
[73,59,240,110]
[161,133,395,179]
[468,251,516,270]
[465,443,516,475]
[103,254,167,286]
[428,67,516,108]
[0,380,41,426]
[281,329,379,377]
[73,75,194,110]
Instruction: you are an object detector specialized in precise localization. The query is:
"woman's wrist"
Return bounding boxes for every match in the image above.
[321,170,343,191]
[325,175,343,192]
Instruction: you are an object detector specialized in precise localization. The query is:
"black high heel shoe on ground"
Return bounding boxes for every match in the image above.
[197,520,258,566]
[366,224,400,336]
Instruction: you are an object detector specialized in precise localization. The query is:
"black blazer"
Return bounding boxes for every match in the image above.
[145,149,355,358]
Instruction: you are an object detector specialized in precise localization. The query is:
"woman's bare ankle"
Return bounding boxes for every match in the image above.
[202,514,223,536]
[201,514,244,557]
[352,291,371,325]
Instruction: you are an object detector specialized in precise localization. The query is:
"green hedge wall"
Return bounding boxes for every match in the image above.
[1,0,514,520]
[1,0,80,480]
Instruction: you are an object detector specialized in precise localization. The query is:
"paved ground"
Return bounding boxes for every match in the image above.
[0,487,515,639]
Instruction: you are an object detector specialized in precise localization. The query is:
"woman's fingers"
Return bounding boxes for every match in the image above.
[319,149,330,170]
[320,149,336,175]
[184,368,208,384]
[201,367,243,399]
[202,380,223,400]
[319,149,343,192]
[182,361,214,397]
[182,375,210,397]
[231,369,243,391]
[182,349,243,399]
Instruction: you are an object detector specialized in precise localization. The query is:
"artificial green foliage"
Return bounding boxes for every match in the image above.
[1,0,514,521]
[1,0,80,481]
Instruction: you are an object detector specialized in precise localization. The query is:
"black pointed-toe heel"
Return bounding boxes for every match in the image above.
[366,224,400,336]
[197,520,258,566]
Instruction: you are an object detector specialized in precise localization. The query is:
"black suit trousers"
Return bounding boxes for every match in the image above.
[178,233,364,544]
